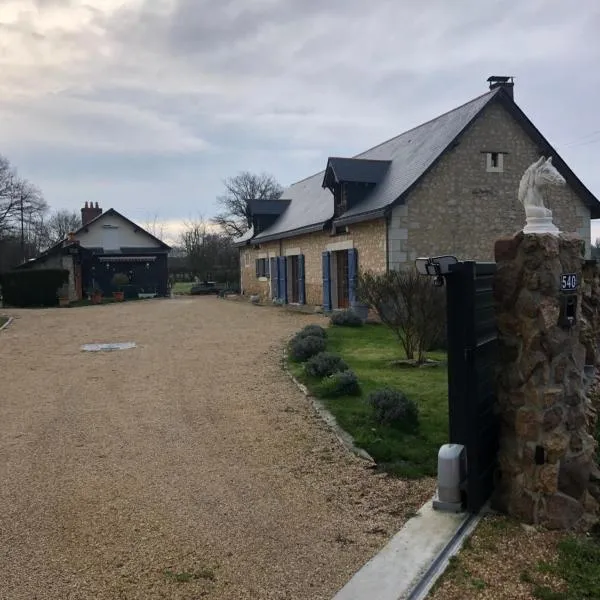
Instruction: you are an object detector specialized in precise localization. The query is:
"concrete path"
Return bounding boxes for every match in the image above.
[0,298,434,599]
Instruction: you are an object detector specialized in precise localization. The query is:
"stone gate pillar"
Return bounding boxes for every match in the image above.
[493,232,599,529]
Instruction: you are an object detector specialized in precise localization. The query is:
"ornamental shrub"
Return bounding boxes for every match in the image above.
[295,324,327,340]
[288,335,326,362]
[304,351,348,378]
[368,388,419,431]
[330,310,363,327]
[320,370,361,398]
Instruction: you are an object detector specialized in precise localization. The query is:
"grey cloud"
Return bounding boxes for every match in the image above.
[2,0,599,225]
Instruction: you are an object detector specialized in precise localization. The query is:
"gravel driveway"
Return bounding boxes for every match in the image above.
[0,298,433,600]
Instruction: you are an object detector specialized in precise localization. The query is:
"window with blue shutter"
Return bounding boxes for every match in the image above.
[255,259,260,278]
[298,254,305,304]
[348,248,358,305]
[322,251,331,311]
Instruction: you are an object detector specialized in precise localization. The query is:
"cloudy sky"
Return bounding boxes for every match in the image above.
[1,0,599,243]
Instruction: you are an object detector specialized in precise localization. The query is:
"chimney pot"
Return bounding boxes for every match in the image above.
[81,202,103,226]
[487,75,514,100]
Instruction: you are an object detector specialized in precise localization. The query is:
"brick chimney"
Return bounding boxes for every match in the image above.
[487,75,514,100]
[81,202,102,226]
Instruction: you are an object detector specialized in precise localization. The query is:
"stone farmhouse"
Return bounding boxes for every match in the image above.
[235,76,600,310]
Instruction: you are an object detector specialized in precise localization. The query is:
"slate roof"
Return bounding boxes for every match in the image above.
[247,86,600,244]
[252,89,497,242]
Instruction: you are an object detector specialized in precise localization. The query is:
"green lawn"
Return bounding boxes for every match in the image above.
[289,323,449,478]
[0,316,7,328]
[172,282,194,295]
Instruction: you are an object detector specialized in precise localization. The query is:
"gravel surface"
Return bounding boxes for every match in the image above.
[0,298,434,600]
[428,514,565,600]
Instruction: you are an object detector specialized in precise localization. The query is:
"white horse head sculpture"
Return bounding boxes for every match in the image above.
[518,156,566,221]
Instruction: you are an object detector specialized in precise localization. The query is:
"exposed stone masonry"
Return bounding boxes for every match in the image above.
[493,232,599,530]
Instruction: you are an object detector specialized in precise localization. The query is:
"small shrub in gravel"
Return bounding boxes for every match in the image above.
[288,335,326,362]
[295,324,327,340]
[320,370,361,397]
[304,352,348,378]
[330,310,363,327]
[368,388,419,431]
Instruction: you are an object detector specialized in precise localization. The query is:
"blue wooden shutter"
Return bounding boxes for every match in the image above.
[282,256,288,303]
[255,259,260,278]
[277,256,287,302]
[348,248,358,305]
[322,251,331,312]
[270,257,278,299]
[298,254,305,304]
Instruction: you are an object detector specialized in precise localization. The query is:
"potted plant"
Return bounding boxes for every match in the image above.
[111,272,129,301]
[89,284,103,304]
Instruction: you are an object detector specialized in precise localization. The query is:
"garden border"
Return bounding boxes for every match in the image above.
[282,347,375,464]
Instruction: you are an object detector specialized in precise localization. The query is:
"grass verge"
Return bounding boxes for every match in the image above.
[288,323,448,478]
[0,316,8,328]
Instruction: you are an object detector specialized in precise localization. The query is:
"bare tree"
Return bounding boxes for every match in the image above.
[143,213,166,241]
[213,171,283,238]
[41,209,81,247]
[0,155,48,242]
[179,218,239,282]
[357,269,446,364]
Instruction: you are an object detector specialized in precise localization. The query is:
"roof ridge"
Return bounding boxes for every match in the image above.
[285,88,498,190]
[353,88,498,158]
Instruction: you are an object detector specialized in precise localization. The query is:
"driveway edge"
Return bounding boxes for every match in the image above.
[0,316,14,331]
[282,349,375,464]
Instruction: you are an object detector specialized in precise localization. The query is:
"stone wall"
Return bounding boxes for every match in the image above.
[494,232,599,530]
[388,101,591,269]
[239,219,386,305]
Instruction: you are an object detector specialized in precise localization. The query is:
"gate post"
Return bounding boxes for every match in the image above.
[493,232,599,529]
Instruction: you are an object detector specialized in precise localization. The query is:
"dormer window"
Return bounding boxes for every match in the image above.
[322,157,391,218]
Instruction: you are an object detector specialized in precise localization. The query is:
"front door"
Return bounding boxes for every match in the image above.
[336,250,349,309]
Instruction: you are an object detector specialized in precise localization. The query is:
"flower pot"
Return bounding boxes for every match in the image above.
[91,293,103,305]
[58,296,70,307]
[113,291,125,302]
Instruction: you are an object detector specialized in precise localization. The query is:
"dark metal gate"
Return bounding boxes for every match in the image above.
[445,261,499,512]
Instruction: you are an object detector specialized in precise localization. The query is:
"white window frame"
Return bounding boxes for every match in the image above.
[486,152,504,173]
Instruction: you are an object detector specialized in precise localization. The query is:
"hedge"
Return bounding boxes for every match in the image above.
[0,268,69,307]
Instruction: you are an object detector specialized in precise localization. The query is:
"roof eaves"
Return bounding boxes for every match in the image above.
[252,222,328,244]
[333,208,387,227]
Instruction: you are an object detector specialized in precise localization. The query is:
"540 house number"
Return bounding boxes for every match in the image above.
[560,273,578,291]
